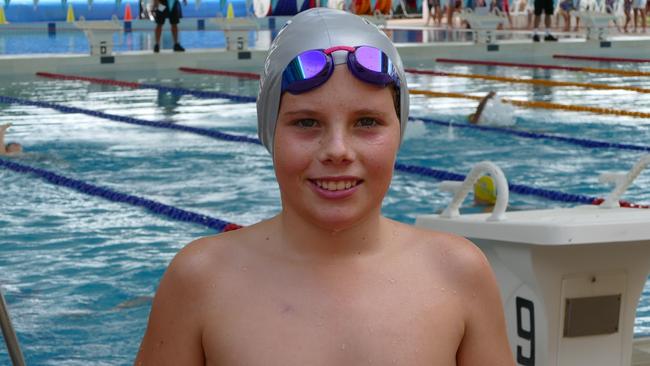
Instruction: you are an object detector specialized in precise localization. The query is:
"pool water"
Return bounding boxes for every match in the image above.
[1,61,650,364]
[0,28,263,54]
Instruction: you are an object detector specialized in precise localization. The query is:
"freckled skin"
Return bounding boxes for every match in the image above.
[134,67,515,366]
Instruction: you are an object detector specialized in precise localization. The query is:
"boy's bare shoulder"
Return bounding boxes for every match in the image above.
[163,222,267,290]
[392,220,493,284]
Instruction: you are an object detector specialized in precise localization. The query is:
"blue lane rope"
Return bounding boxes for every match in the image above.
[137,83,257,103]
[413,117,650,152]
[0,95,600,205]
[0,96,261,145]
[394,163,597,204]
[0,157,238,232]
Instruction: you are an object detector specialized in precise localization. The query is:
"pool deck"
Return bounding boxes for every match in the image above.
[1,16,650,76]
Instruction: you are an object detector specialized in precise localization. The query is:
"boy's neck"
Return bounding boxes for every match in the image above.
[275,208,394,261]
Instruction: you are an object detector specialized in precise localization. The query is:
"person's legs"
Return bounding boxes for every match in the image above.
[634,7,639,31]
[624,1,631,31]
[639,8,646,33]
[171,24,179,44]
[544,2,558,40]
[561,9,570,30]
[170,2,184,50]
[155,24,163,45]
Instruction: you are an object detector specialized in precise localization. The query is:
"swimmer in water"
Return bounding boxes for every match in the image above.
[468,91,516,126]
[0,123,23,156]
[135,9,514,365]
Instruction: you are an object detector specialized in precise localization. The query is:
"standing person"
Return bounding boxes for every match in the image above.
[135,8,515,366]
[152,0,187,52]
[624,0,633,31]
[0,123,22,156]
[633,0,647,32]
[532,0,558,41]
[447,0,463,28]
[425,0,443,26]
[492,0,514,29]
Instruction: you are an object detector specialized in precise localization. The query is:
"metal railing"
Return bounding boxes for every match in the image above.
[0,285,26,366]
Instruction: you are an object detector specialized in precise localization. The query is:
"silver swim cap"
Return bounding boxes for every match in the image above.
[257,8,409,155]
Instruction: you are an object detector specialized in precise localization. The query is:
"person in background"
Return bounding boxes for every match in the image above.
[425,0,444,26]
[447,0,463,28]
[623,0,633,32]
[0,123,23,156]
[632,0,647,32]
[468,91,516,126]
[152,0,187,52]
[532,0,558,41]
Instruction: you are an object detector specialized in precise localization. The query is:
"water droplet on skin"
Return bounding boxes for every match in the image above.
[389,278,396,284]
[241,266,248,271]
[441,287,446,292]
[341,343,347,350]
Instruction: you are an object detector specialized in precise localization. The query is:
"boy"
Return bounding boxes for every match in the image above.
[135,8,514,365]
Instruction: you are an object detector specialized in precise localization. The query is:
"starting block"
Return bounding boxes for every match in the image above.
[74,16,122,56]
[575,11,616,40]
[459,8,507,44]
[212,17,259,52]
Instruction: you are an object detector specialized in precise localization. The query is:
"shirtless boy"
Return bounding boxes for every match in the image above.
[135,8,514,366]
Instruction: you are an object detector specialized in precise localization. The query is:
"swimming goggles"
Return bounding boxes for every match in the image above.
[281,45,400,95]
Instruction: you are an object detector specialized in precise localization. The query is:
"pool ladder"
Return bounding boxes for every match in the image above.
[0,285,26,366]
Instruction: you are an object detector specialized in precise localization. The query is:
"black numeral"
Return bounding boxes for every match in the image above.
[516,297,535,366]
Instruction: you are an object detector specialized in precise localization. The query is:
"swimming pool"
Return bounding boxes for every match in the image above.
[1,59,650,364]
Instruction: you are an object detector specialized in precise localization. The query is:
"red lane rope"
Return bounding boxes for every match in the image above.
[554,55,650,63]
[436,58,584,72]
[179,67,260,80]
[592,198,650,209]
[36,72,141,88]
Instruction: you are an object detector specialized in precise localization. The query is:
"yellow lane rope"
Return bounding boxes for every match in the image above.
[418,70,650,94]
[581,67,650,77]
[409,89,650,119]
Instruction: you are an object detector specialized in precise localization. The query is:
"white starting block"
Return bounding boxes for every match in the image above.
[74,16,122,56]
[212,17,259,51]
[459,8,506,43]
[415,156,650,366]
[575,10,616,40]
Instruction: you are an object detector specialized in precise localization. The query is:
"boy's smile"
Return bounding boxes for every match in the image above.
[274,65,400,232]
[309,176,363,199]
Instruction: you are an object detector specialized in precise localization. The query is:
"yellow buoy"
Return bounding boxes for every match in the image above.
[474,176,497,206]
[226,2,234,19]
[66,3,75,22]
[0,7,8,24]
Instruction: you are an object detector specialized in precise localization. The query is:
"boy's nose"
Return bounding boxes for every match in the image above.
[318,127,354,165]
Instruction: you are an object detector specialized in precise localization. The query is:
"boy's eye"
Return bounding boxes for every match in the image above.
[356,117,379,128]
[295,119,319,128]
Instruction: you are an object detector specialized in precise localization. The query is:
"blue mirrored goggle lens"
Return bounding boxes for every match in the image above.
[354,45,393,74]
[283,50,328,83]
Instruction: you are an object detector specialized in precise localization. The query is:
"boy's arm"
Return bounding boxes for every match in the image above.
[134,243,206,365]
[0,123,9,154]
[456,242,515,366]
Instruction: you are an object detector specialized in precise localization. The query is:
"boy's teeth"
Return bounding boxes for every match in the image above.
[316,180,358,191]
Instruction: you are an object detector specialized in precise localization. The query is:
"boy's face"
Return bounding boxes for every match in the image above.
[273,65,401,231]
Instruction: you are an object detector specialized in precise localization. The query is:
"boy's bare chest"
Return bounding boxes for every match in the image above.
[200,268,464,366]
